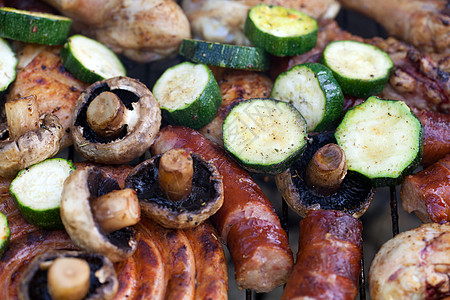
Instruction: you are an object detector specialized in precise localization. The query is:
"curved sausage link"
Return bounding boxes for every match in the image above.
[281,210,363,300]
[151,126,293,293]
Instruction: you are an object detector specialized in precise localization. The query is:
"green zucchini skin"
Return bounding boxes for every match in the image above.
[244,4,318,56]
[179,39,270,71]
[0,212,10,257]
[60,43,103,84]
[271,62,344,132]
[154,62,222,130]
[0,8,72,45]
[335,96,423,187]
[223,98,307,174]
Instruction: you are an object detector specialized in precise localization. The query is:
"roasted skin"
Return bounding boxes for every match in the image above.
[337,0,450,54]
[199,69,273,146]
[7,44,88,149]
[400,154,450,224]
[42,0,191,62]
[281,210,363,300]
[182,0,340,45]
[369,223,450,299]
[152,126,293,293]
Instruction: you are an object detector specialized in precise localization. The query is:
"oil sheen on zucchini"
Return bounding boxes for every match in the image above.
[335,96,423,187]
[322,40,393,98]
[9,158,75,230]
[223,98,307,174]
[153,61,222,130]
[244,4,318,56]
[271,62,344,132]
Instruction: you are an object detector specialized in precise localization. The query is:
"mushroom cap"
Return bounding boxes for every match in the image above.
[18,249,118,300]
[60,165,137,262]
[276,131,375,218]
[0,113,64,178]
[125,152,224,229]
[71,76,161,164]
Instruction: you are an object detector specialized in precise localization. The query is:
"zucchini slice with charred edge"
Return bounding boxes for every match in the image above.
[223,98,307,174]
[244,4,318,56]
[271,62,344,132]
[9,158,75,230]
[179,39,270,71]
[322,40,393,98]
[153,61,222,130]
[0,7,72,45]
[335,96,423,187]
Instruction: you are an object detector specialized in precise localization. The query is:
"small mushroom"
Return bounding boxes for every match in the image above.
[125,148,224,229]
[71,76,161,164]
[0,96,64,178]
[60,166,139,262]
[18,250,118,300]
[276,132,375,218]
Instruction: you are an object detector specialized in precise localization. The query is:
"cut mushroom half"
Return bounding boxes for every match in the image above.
[71,76,161,164]
[0,95,64,178]
[125,149,224,229]
[60,165,138,262]
[18,250,118,300]
[276,131,375,218]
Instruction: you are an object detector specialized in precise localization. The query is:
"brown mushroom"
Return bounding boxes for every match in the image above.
[0,96,64,178]
[71,76,161,164]
[276,132,375,218]
[60,165,138,262]
[18,250,118,300]
[125,149,224,229]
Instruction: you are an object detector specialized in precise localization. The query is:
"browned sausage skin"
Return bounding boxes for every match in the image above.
[184,221,228,300]
[281,210,363,300]
[151,125,293,293]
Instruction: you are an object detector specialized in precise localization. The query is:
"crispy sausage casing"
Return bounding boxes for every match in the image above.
[282,210,363,300]
[152,125,293,293]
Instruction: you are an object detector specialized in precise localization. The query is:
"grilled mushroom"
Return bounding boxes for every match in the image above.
[125,148,224,229]
[276,132,375,218]
[18,250,118,300]
[71,76,161,164]
[0,96,64,178]
[60,165,139,262]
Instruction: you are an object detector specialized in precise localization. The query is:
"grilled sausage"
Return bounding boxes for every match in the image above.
[281,209,363,300]
[151,125,293,292]
[184,221,228,300]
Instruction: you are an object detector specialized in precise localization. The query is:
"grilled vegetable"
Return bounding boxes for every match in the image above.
[0,212,10,257]
[9,158,74,230]
[153,62,222,130]
[0,7,72,45]
[179,39,270,71]
[223,98,307,174]
[244,4,318,56]
[0,37,17,92]
[335,96,423,187]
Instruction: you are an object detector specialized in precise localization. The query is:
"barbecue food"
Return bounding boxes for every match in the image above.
[182,0,340,45]
[337,0,450,54]
[151,125,293,293]
[369,222,450,299]
[41,0,191,62]
[400,154,450,224]
[281,209,363,300]
[272,20,450,114]
[7,44,88,149]
[199,69,273,146]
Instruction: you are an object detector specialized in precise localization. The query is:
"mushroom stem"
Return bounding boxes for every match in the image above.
[91,188,141,233]
[5,95,40,139]
[86,91,126,137]
[47,257,91,300]
[158,148,194,202]
[305,143,347,197]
